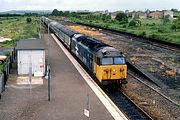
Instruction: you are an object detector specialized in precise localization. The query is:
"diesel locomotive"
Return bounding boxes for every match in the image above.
[42,17,127,87]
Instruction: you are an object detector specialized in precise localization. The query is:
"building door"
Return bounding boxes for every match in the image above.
[18,51,31,74]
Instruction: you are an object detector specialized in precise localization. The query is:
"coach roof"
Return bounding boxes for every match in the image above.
[55,23,77,37]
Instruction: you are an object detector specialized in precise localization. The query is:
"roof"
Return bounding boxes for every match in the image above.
[80,36,109,52]
[0,55,7,61]
[56,24,77,37]
[16,38,47,50]
[0,48,14,54]
[96,47,122,58]
[0,37,12,42]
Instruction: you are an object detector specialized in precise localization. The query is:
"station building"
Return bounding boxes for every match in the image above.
[16,38,46,76]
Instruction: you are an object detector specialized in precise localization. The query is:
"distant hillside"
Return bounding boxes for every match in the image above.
[0,10,52,14]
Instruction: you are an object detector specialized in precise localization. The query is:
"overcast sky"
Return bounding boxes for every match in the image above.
[0,0,179,12]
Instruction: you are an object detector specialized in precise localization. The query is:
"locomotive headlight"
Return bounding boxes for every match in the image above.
[113,69,116,72]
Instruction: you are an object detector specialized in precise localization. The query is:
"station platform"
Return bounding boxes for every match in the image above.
[0,34,127,120]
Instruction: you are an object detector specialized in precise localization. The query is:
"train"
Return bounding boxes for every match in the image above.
[41,17,127,87]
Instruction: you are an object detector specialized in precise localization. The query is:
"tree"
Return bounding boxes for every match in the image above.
[63,11,70,16]
[171,8,178,12]
[171,16,180,31]
[26,17,32,23]
[52,9,59,16]
[115,13,128,24]
[59,11,64,16]
[101,14,111,22]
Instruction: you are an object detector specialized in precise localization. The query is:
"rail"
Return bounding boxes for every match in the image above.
[128,71,180,107]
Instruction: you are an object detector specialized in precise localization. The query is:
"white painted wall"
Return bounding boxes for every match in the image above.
[17,50,45,76]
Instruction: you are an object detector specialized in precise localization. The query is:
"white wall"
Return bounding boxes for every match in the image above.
[17,50,45,76]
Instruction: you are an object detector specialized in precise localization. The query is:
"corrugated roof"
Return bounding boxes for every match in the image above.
[16,38,47,50]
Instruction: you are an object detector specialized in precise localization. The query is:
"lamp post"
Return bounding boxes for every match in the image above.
[48,23,51,101]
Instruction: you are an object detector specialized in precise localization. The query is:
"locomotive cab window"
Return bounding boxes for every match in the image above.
[101,58,113,65]
[114,57,125,64]
[96,57,101,65]
[100,57,125,65]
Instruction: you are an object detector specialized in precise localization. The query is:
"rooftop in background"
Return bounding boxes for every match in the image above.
[0,37,12,43]
[0,55,7,61]
[16,38,47,50]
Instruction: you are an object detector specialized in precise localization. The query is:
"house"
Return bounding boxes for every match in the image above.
[132,11,147,19]
[93,10,109,16]
[148,11,162,19]
[163,10,174,19]
[125,10,133,17]
[126,12,133,18]
[16,38,46,76]
[110,11,124,19]
[76,10,90,13]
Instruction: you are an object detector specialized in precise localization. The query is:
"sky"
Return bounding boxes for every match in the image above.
[0,0,179,12]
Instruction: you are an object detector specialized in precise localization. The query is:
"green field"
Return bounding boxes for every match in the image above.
[69,17,180,45]
[0,17,39,48]
[0,17,39,73]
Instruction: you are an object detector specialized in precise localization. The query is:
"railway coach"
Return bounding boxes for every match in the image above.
[42,17,127,87]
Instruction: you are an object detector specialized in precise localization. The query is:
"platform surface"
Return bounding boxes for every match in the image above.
[0,34,116,120]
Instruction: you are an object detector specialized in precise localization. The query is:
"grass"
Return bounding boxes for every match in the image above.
[0,16,39,73]
[0,61,9,74]
[0,65,3,74]
[0,17,39,48]
[69,17,180,45]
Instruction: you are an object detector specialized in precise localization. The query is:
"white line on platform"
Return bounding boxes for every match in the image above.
[51,34,128,120]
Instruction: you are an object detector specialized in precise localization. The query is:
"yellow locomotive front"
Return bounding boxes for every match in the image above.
[94,47,127,86]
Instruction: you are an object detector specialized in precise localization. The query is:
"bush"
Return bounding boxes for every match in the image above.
[152,23,156,26]
[104,24,109,28]
[149,34,156,39]
[129,19,141,27]
[115,13,128,24]
[139,31,146,37]
[171,24,177,31]
[157,28,169,33]
[26,17,32,23]
[122,25,127,28]
[158,28,164,33]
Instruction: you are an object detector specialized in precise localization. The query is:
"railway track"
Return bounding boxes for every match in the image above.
[106,70,179,120]
[128,70,180,107]
[42,20,179,120]
[69,22,180,104]
[107,91,153,120]
[75,22,180,52]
